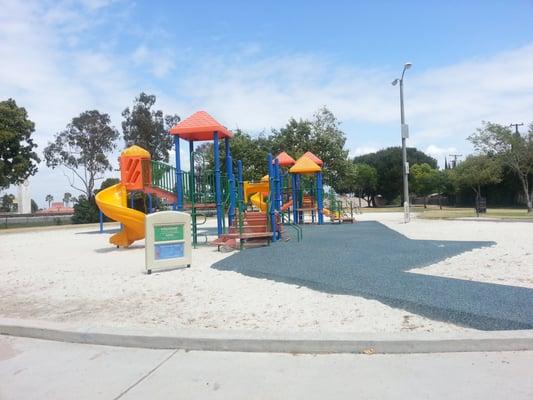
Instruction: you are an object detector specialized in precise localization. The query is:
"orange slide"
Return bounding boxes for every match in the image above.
[281,200,292,212]
[323,208,340,219]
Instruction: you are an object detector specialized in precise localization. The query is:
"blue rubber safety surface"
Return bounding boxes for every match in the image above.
[212,221,533,330]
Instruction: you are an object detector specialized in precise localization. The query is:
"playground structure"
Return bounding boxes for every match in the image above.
[96,111,355,250]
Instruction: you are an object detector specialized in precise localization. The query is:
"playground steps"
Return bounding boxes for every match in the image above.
[212,211,274,250]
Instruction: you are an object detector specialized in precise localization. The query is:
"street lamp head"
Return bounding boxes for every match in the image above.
[404,62,412,69]
[391,79,399,86]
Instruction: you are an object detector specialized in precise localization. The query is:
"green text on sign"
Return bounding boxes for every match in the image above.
[154,224,184,242]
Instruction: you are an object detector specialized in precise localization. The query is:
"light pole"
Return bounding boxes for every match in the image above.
[392,62,412,223]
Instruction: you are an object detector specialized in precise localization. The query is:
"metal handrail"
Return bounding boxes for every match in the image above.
[278,210,302,242]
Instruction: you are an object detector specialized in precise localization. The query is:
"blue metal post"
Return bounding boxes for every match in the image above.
[237,160,244,211]
[189,140,198,247]
[275,159,282,212]
[99,210,103,233]
[225,138,236,226]
[274,159,281,239]
[213,132,223,236]
[148,193,153,214]
[291,173,298,223]
[267,153,276,242]
[317,172,324,224]
[297,175,303,224]
[174,136,183,210]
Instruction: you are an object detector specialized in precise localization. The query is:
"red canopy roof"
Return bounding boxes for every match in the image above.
[274,151,296,167]
[303,151,323,166]
[169,111,233,141]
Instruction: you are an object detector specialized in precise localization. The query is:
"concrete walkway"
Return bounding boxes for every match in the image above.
[1,336,532,399]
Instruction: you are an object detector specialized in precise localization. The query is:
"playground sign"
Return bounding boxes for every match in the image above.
[145,211,191,274]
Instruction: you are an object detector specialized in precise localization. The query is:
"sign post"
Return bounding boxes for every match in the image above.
[145,211,191,274]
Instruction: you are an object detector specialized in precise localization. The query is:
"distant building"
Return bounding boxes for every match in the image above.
[37,202,74,214]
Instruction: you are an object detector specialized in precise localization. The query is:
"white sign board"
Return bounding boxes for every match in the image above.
[145,211,191,274]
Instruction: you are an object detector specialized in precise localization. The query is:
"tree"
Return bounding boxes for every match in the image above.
[72,179,119,224]
[71,195,99,224]
[270,107,350,191]
[44,110,119,200]
[122,92,180,162]
[1,193,15,212]
[469,122,533,212]
[0,99,40,189]
[193,129,272,181]
[353,163,378,207]
[410,163,441,207]
[45,194,54,208]
[451,155,502,201]
[334,161,359,195]
[353,147,437,204]
[31,199,38,213]
[63,192,72,207]
[99,178,120,190]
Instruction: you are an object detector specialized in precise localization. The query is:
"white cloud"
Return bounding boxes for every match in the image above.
[173,43,533,170]
[0,0,136,205]
[424,145,463,167]
[351,146,378,157]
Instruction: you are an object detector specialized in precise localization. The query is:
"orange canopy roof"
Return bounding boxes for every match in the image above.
[274,151,296,167]
[303,151,323,166]
[169,111,233,141]
[289,155,322,174]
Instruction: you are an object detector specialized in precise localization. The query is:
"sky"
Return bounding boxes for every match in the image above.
[2,0,533,207]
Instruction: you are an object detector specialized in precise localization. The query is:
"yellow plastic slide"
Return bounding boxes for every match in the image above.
[250,192,267,212]
[244,179,270,212]
[323,208,341,219]
[95,183,145,247]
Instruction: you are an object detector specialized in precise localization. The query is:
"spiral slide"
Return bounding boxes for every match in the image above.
[250,192,267,212]
[95,183,145,247]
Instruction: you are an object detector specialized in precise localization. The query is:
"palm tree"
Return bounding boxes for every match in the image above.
[45,194,53,208]
[63,192,72,207]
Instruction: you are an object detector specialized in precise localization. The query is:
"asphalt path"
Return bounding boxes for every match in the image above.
[213,221,533,330]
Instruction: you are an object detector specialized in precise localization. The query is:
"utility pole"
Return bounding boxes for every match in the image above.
[448,154,463,169]
[392,62,413,223]
[509,123,523,135]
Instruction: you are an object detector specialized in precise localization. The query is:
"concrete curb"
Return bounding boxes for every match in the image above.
[1,318,533,354]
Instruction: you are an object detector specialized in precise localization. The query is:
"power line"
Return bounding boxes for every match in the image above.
[448,154,463,169]
[509,123,524,135]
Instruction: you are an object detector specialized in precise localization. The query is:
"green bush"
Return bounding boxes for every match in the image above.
[72,195,99,224]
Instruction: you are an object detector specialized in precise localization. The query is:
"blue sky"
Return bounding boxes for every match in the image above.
[2,0,533,206]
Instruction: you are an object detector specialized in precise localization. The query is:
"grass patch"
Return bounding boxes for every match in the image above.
[360,206,533,220]
[361,207,423,213]
[420,207,533,220]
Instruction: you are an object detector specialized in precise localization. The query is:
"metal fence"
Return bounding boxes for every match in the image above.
[0,213,73,229]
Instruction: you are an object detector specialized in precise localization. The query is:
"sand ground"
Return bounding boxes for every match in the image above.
[0,213,531,332]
